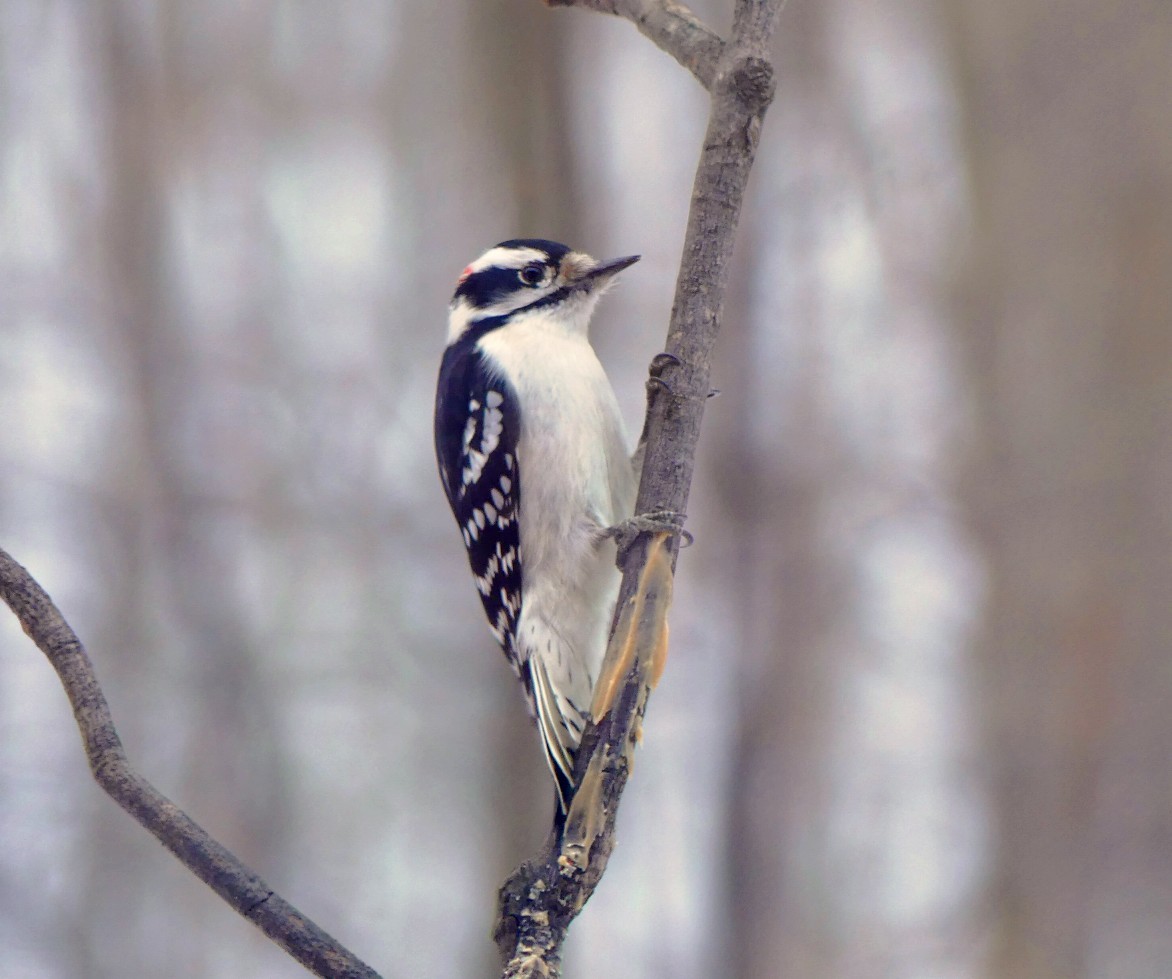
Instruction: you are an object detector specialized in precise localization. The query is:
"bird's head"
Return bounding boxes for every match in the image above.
[447,239,639,342]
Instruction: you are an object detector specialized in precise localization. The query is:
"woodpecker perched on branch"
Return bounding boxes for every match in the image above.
[434,239,638,815]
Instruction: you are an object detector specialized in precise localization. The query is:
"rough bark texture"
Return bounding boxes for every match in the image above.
[494,2,784,976]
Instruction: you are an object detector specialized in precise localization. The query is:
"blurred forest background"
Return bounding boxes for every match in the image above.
[1,1,1169,977]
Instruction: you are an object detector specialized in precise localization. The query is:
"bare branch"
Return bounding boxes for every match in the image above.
[546,0,725,89]
[0,547,384,979]
[496,3,783,975]
[731,0,787,52]
[495,536,675,978]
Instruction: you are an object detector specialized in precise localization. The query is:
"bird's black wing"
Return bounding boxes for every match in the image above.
[434,338,524,675]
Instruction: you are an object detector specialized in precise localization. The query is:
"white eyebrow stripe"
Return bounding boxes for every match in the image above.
[468,246,547,273]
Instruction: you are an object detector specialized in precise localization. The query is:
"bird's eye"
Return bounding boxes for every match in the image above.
[518,263,545,286]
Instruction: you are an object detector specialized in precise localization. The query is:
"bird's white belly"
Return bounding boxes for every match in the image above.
[477,317,634,689]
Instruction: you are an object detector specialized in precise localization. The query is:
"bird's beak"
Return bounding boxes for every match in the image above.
[565,253,640,291]
[586,254,640,282]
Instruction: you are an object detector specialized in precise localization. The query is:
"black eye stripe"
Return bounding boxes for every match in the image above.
[454,265,529,307]
[452,241,573,312]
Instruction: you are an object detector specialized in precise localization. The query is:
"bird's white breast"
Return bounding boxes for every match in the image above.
[476,307,635,677]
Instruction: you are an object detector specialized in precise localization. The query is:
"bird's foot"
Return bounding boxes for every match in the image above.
[644,353,718,399]
[604,510,692,563]
[645,352,681,397]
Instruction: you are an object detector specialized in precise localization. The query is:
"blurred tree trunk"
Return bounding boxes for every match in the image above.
[711,6,843,970]
[89,3,291,973]
[946,2,1172,976]
[715,243,840,979]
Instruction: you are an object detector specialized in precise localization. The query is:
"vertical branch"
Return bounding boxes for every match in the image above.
[495,2,784,976]
[631,36,777,577]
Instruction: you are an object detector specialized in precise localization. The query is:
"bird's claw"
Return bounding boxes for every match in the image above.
[605,510,692,564]
[645,352,682,398]
[649,351,680,375]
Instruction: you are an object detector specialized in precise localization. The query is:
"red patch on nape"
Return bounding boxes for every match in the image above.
[457,264,473,284]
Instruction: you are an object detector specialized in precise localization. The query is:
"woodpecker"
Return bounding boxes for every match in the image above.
[434,238,639,816]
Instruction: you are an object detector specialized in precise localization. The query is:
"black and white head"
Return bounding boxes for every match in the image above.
[447,239,639,342]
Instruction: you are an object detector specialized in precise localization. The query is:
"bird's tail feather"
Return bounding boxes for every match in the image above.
[527,655,587,813]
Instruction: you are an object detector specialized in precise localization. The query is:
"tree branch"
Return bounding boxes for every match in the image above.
[495,2,782,975]
[0,547,384,979]
[546,0,725,89]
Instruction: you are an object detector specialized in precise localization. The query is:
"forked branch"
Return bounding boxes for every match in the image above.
[545,0,726,88]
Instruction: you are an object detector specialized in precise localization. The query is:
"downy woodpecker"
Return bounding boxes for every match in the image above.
[434,239,638,815]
